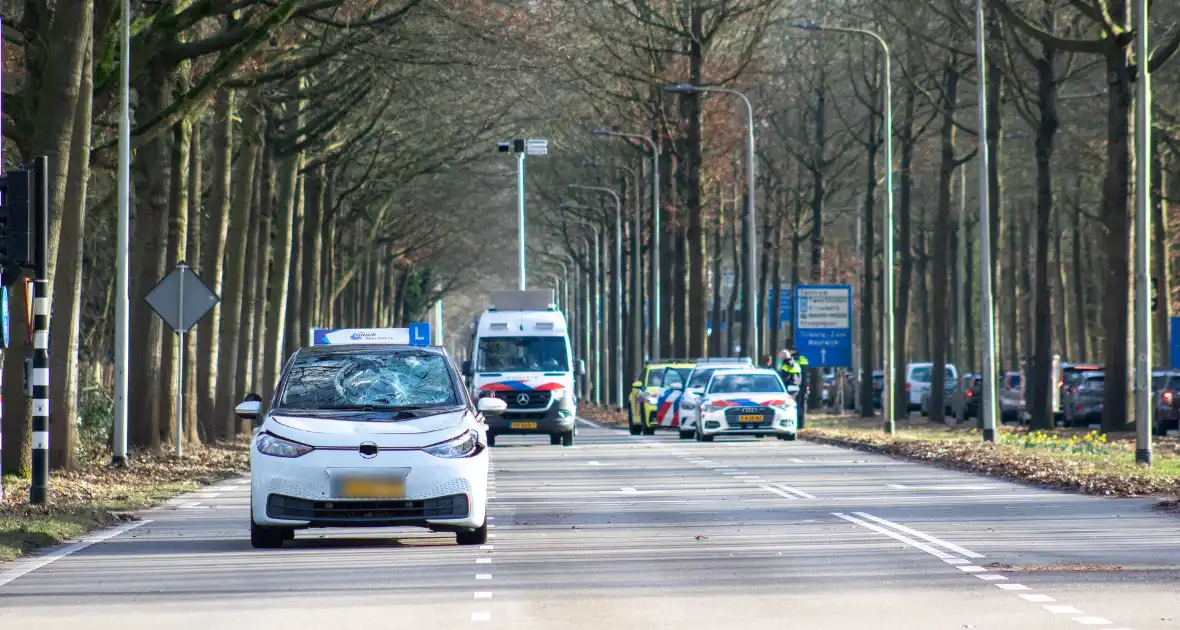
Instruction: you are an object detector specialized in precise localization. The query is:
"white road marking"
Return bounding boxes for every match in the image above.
[480,545,494,550]
[759,485,798,500]
[851,512,985,559]
[177,502,202,508]
[776,484,816,499]
[0,520,151,588]
[887,484,997,491]
[996,584,1031,591]
[788,458,805,463]
[476,558,492,564]
[577,417,602,428]
[1045,605,1084,614]
[975,573,1007,581]
[587,461,601,466]
[942,558,969,565]
[474,592,493,599]
[476,574,492,580]
[1072,619,1112,626]
[471,612,491,622]
[832,513,957,560]
[1021,594,1056,603]
[956,565,986,572]
[719,470,741,474]
[620,487,639,494]
[742,478,766,483]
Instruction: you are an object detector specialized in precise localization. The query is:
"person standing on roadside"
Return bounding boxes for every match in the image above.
[778,349,801,389]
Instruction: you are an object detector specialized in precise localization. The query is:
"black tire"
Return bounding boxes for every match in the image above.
[561,431,574,447]
[550,434,562,445]
[783,433,797,442]
[700,434,714,443]
[457,518,489,546]
[678,430,693,440]
[628,407,641,435]
[487,434,497,447]
[642,425,656,436]
[283,529,296,541]
[250,520,286,549]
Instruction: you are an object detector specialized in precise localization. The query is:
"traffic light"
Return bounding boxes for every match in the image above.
[0,167,34,268]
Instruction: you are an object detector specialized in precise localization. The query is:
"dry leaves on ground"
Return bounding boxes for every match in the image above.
[801,428,1180,499]
[579,403,628,427]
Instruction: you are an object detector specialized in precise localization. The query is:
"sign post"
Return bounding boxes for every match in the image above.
[145,261,220,457]
[793,285,853,368]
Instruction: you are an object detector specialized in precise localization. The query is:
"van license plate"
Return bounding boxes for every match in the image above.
[511,422,537,429]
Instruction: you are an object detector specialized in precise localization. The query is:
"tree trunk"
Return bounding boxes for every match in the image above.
[769,208,784,357]
[914,228,930,360]
[158,112,192,447]
[726,189,740,356]
[757,198,772,358]
[710,185,724,357]
[966,215,977,372]
[129,60,172,451]
[929,60,960,426]
[253,142,275,383]
[284,175,306,359]
[185,116,202,444]
[198,90,234,442]
[301,166,325,332]
[236,149,265,411]
[48,29,93,470]
[1029,35,1060,430]
[1152,142,1171,367]
[685,5,707,358]
[895,83,917,419]
[261,148,303,403]
[1071,179,1089,360]
[1101,44,1133,433]
[987,9,1006,378]
[659,148,675,357]
[860,85,880,418]
[213,95,263,438]
[2,280,32,476]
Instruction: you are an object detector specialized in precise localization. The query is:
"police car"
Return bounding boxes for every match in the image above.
[236,328,503,549]
[675,357,755,439]
[628,361,693,435]
[682,368,798,442]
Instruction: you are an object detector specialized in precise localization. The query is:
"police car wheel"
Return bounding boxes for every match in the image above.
[642,425,656,436]
[678,430,692,440]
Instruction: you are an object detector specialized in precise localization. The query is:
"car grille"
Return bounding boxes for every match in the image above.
[493,390,552,408]
[724,407,775,428]
[266,493,469,524]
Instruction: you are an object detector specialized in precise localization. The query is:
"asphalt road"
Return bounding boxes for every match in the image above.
[2,420,1178,629]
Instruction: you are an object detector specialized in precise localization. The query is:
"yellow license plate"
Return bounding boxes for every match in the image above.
[739,414,762,423]
[341,479,405,499]
[511,421,537,429]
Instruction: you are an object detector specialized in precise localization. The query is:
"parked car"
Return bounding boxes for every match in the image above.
[1153,370,1180,436]
[907,362,959,414]
[999,371,1027,424]
[870,370,884,410]
[1063,372,1104,427]
[1055,363,1103,425]
[962,373,982,419]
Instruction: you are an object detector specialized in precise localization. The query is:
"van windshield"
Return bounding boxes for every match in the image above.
[477,336,569,372]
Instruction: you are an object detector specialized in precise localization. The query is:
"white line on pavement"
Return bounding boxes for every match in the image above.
[471,612,491,622]
[1020,594,1056,603]
[1044,605,1084,614]
[851,512,985,559]
[759,485,798,500]
[1072,619,1113,626]
[474,592,493,599]
[476,558,492,564]
[832,513,958,561]
[775,484,816,499]
[996,584,1031,591]
[577,417,602,428]
[476,574,492,580]
[0,520,151,588]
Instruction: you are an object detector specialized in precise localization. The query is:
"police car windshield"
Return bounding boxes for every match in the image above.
[277,351,460,411]
[478,336,569,372]
[709,374,784,394]
[687,369,715,388]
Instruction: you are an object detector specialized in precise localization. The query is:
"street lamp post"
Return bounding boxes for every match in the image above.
[570,184,624,408]
[1133,0,1152,465]
[793,21,896,435]
[592,129,661,359]
[664,84,759,358]
[560,204,604,406]
[498,138,548,290]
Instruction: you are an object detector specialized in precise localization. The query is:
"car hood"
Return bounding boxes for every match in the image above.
[267,408,472,448]
[703,393,794,407]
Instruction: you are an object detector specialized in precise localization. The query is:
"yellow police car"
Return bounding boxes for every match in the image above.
[628,361,693,435]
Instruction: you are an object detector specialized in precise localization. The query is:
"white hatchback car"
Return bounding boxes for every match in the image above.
[682,368,798,442]
[236,343,505,549]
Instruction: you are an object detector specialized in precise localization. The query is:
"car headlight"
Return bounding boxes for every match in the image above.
[772,401,797,411]
[255,432,314,458]
[700,402,718,413]
[424,429,483,458]
[551,388,566,401]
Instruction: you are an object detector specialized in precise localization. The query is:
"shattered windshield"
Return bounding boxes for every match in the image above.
[277,350,460,411]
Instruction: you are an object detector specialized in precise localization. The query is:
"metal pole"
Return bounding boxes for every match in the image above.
[594,228,602,405]
[583,241,591,399]
[632,171,643,371]
[956,166,967,421]
[113,0,131,466]
[1134,0,1152,465]
[517,151,526,290]
[975,0,998,442]
[650,144,660,359]
[435,298,443,346]
[855,212,862,414]
[741,95,759,358]
[30,156,49,504]
[615,195,623,407]
[176,264,185,458]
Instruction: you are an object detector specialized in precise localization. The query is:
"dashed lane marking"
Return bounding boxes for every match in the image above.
[1045,605,1084,615]
[1021,594,1056,603]
[851,512,985,558]
[476,558,491,564]
[759,485,799,500]
[474,592,492,599]
[775,484,816,499]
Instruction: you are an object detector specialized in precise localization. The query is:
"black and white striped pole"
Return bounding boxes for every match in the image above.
[30,155,49,504]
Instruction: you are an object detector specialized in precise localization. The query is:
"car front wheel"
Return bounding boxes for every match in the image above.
[250,520,288,549]
[457,518,489,545]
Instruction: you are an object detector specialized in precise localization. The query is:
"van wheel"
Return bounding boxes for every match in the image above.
[487,434,497,447]
[550,434,561,445]
[561,431,574,447]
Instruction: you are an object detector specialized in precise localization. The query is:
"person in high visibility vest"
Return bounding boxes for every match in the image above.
[778,349,801,388]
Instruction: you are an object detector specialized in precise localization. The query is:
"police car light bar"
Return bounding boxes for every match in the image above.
[309,328,411,346]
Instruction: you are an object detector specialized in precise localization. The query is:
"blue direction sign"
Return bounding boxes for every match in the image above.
[793,284,852,367]
[767,286,793,325]
[409,322,431,346]
[1172,317,1180,369]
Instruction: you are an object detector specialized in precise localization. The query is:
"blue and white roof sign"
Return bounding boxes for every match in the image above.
[309,328,411,346]
[408,322,431,346]
[793,285,852,368]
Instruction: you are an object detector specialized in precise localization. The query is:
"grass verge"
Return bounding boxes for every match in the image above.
[579,403,628,427]
[0,442,248,563]
[801,415,1180,498]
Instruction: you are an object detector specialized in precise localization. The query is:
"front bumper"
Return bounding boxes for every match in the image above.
[485,403,576,435]
[251,445,487,530]
[698,408,797,436]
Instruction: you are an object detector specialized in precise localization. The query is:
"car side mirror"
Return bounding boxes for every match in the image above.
[578,359,586,375]
[235,399,263,421]
[477,397,508,416]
